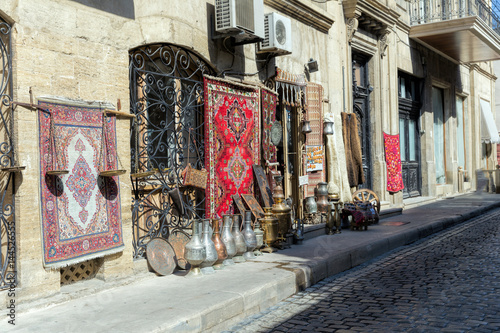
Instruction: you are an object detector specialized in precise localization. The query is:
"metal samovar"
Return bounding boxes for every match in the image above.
[260,207,279,253]
[272,176,291,248]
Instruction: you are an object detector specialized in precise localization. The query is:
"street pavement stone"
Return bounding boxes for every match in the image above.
[224,208,500,332]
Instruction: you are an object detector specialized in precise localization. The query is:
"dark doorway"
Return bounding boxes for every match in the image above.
[398,72,422,198]
[352,53,372,189]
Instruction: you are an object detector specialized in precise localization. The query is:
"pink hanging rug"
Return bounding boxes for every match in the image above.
[383,132,404,193]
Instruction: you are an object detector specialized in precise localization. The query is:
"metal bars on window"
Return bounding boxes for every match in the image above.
[410,0,500,30]
[0,19,16,290]
[129,44,216,259]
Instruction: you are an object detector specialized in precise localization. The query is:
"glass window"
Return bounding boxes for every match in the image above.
[456,96,465,169]
[433,87,445,184]
[399,118,406,161]
[409,119,417,161]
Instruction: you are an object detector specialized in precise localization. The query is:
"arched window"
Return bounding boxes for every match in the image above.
[129,44,217,259]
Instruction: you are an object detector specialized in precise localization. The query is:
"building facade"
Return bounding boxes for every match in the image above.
[1,0,499,306]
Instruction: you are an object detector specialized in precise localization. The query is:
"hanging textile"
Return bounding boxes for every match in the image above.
[325,112,352,203]
[275,68,306,107]
[204,76,261,218]
[38,100,124,268]
[383,132,404,193]
[304,82,325,197]
[342,112,365,187]
[261,87,278,163]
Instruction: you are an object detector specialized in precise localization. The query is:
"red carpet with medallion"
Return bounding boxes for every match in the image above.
[204,76,261,218]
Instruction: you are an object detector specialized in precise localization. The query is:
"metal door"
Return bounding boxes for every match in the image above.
[129,44,216,258]
[399,99,421,198]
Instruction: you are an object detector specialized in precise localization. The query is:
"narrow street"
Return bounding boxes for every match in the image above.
[226,208,500,333]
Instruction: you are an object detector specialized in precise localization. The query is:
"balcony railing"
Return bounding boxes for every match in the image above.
[410,0,500,33]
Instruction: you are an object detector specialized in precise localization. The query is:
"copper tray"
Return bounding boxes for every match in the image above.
[146,238,177,276]
[168,230,191,270]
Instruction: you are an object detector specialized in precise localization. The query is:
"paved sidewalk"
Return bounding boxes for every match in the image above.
[1,192,499,332]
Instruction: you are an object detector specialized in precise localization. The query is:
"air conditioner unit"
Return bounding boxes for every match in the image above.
[258,12,292,55]
[215,0,265,41]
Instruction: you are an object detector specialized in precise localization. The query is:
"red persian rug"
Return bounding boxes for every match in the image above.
[383,132,404,193]
[261,87,278,163]
[204,76,261,218]
[38,100,124,268]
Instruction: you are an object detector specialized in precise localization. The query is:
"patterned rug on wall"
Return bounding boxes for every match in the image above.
[383,132,404,193]
[304,82,325,197]
[38,100,124,268]
[204,76,261,218]
[261,87,278,163]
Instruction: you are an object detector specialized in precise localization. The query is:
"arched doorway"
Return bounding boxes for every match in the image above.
[129,43,217,258]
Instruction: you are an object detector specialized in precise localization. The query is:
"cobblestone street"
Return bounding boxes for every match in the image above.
[226,208,500,333]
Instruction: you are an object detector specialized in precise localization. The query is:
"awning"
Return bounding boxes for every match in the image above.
[480,99,500,144]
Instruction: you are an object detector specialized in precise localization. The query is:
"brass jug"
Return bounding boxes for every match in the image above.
[211,218,227,270]
[272,176,291,241]
[260,207,278,253]
[231,214,246,263]
[242,211,257,260]
[221,214,236,265]
[184,220,206,276]
[316,182,329,214]
[253,219,264,256]
[200,219,217,274]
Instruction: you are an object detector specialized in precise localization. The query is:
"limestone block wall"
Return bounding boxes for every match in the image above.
[0,0,337,303]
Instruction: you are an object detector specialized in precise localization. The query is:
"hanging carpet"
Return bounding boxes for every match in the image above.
[304,82,325,197]
[204,76,261,218]
[383,132,404,193]
[261,87,278,163]
[38,100,124,268]
[342,112,365,187]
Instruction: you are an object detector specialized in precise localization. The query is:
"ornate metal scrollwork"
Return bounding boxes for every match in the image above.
[129,44,216,259]
[0,18,16,291]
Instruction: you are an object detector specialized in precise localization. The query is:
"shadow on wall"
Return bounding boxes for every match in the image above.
[70,0,135,19]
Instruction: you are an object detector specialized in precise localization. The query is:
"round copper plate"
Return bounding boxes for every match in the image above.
[146,238,177,276]
[168,230,191,270]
